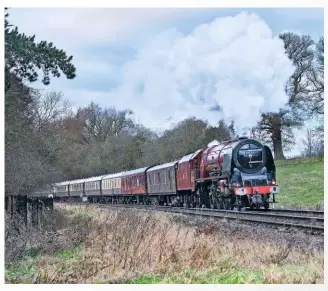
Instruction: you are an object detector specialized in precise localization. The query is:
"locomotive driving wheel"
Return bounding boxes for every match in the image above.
[264,201,269,210]
[236,196,243,211]
[218,197,229,209]
[263,198,269,210]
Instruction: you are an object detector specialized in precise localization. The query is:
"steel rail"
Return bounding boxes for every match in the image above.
[252,208,324,215]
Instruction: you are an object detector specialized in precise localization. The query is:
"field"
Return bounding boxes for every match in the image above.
[275,157,324,208]
[5,204,324,284]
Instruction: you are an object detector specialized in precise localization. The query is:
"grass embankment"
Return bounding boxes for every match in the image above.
[5,204,324,284]
[275,157,324,208]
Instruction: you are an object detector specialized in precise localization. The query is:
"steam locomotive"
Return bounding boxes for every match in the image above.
[46,137,280,210]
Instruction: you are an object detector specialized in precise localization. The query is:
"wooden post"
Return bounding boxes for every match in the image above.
[27,198,32,231]
[10,195,14,218]
[16,195,28,227]
[31,198,39,227]
[38,199,43,230]
[48,197,54,212]
[5,196,8,213]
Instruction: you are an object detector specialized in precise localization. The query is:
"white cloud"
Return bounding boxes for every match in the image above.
[102,12,294,132]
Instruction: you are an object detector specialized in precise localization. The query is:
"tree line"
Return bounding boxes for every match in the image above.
[5,8,324,196]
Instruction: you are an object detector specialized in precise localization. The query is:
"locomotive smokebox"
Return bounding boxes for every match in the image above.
[232,139,267,174]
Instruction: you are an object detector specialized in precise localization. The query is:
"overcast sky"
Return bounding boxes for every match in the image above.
[8,7,324,156]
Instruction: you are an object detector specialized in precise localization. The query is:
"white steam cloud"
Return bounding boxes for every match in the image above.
[110,12,294,132]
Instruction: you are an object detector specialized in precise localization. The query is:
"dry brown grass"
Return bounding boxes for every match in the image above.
[5,204,324,284]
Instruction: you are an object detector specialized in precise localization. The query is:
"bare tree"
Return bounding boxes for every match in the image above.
[301,126,324,158]
[308,37,324,116]
[32,91,72,132]
[79,102,134,143]
[301,128,316,157]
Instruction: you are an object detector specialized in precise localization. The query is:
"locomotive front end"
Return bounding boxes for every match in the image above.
[231,139,279,209]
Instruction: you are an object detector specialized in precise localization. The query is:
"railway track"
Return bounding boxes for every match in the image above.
[57,202,324,233]
[249,208,324,217]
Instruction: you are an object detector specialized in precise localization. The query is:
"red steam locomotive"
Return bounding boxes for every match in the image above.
[52,137,280,210]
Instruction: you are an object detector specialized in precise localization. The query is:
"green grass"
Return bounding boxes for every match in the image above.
[56,247,82,260]
[5,255,40,283]
[5,247,83,283]
[124,268,264,284]
[275,157,324,207]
